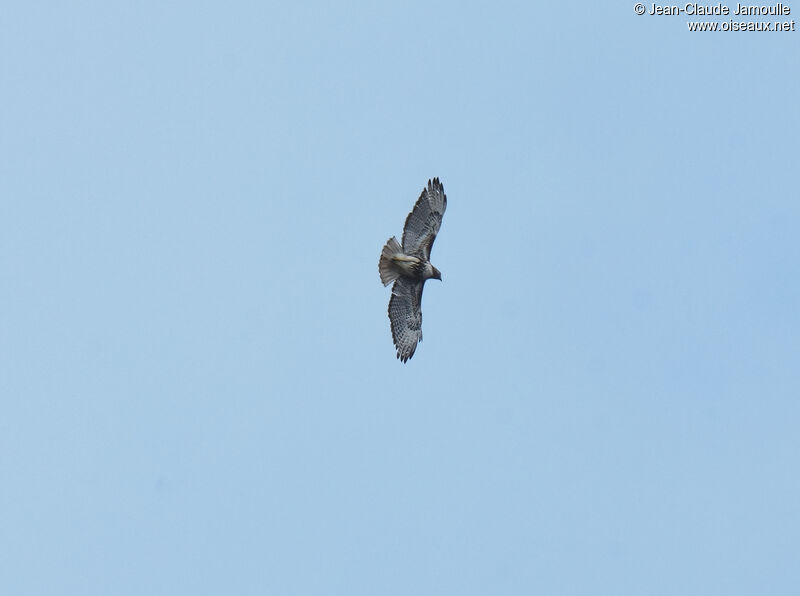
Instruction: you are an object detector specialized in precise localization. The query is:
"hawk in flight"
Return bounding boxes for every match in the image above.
[379,178,447,362]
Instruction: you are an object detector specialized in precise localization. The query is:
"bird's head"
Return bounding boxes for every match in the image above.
[432,266,442,281]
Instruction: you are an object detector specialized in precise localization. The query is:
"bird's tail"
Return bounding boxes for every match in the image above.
[379,236,403,286]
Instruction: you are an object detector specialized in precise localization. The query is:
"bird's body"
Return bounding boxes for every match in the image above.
[378,178,447,362]
[380,249,437,284]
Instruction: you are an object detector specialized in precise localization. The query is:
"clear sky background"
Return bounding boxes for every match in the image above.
[2,2,798,595]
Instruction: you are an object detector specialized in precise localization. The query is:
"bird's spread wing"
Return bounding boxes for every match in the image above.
[402,177,447,261]
[388,277,424,363]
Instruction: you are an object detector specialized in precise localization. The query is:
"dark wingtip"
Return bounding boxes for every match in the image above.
[396,349,413,363]
[426,178,445,203]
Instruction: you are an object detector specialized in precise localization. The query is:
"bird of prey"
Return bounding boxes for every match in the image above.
[379,178,447,362]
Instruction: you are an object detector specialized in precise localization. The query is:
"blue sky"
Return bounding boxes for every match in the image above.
[1,2,798,594]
